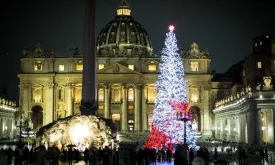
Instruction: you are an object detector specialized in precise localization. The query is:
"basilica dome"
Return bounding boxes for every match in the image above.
[97,0,153,57]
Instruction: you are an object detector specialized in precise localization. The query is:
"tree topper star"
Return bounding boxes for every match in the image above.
[169,25,175,32]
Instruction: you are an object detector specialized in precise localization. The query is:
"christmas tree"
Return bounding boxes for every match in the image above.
[145,25,196,148]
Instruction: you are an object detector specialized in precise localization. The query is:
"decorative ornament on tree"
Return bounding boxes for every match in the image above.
[144,125,172,149]
[169,101,190,115]
[169,25,175,32]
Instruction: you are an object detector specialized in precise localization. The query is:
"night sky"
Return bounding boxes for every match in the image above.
[1,0,275,100]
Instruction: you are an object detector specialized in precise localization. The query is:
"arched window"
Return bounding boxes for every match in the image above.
[130,32,136,43]
[190,86,200,103]
[76,60,83,71]
[128,88,134,101]
[32,85,43,103]
[190,62,199,71]
[112,87,121,103]
[74,86,82,102]
[98,88,104,101]
[147,86,157,103]
[34,61,43,71]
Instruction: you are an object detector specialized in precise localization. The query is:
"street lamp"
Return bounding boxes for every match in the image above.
[22,127,35,148]
[16,113,26,147]
[176,111,190,145]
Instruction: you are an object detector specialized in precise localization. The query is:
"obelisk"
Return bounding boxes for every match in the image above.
[81,0,97,115]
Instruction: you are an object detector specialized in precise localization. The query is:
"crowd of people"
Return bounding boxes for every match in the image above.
[0,144,209,165]
[69,146,173,165]
[0,143,272,165]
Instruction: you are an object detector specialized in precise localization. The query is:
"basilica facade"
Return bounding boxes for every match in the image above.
[18,1,213,136]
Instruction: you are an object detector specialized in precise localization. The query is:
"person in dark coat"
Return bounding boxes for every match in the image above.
[23,146,29,165]
[84,148,89,163]
[137,149,142,165]
[174,145,182,165]
[102,146,110,165]
[75,149,80,163]
[7,147,13,165]
[260,148,264,163]
[214,147,218,160]
[67,148,73,165]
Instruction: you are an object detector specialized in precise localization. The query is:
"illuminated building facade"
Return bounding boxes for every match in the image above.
[212,35,275,144]
[18,1,212,138]
[0,94,17,139]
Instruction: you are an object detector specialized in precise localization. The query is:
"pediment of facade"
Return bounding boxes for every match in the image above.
[97,63,142,75]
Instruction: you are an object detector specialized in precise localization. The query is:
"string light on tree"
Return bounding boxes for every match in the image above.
[145,25,197,149]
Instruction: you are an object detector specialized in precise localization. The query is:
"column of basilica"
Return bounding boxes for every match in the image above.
[134,84,141,131]
[45,83,54,124]
[121,84,128,131]
[142,85,148,131]
[104,84,110,118]
[66,83,73,116]
[101,83,148,132]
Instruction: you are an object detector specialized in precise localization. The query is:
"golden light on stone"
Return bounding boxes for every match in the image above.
[69,124,91,144]
[37,116,115,151]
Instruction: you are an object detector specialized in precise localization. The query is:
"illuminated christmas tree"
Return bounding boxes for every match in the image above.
[145,25,196,148]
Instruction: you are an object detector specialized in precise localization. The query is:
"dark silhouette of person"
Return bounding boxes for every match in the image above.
[137,149,142,165]
[84,148,89,163]
[102,146,110,165]
[74,149,79,163]
[214,147,218,160]
[151,149,157,165]
[67,148,73,165]
[62,148,67,161]
[260,148,264,163]
[7,147,13,165]
[23,146,29,164]
[174,145,183,165]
